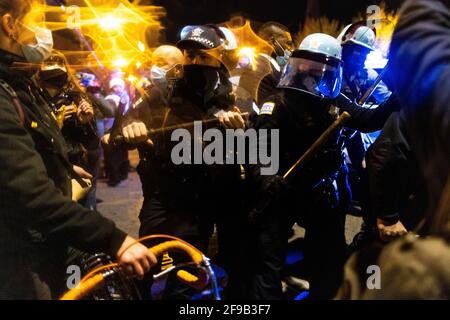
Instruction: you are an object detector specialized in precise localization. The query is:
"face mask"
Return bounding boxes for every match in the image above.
[273,39,292,67]
[276,49,291,67]
[21,26,53,63]
[40,69,69,88]
[150,65,167,83]
[183,65,219,95]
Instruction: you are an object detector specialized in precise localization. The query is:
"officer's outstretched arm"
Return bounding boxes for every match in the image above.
[246,101,281,185]
[337,93,401,133]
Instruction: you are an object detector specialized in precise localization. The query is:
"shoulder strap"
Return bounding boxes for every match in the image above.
[0,79,26,126]
[0,79,89,189]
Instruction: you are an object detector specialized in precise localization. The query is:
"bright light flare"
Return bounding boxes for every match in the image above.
[365,49,388,69]
[237,47,257,70]
[98,15,125,31]
[39,0,166,71]
[127,75,137,83]
[138,41,146,52]
[113,57,130,68]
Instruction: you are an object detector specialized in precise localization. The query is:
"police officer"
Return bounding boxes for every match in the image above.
[149,45,184,96]
[256,22,294,105]
[119,25,247,299]
[338,23,392,170]
[337,23,395,252]
[246,33,399,299]
[338,23,391,104]
[338,23,391,194]
[0,0,156,299]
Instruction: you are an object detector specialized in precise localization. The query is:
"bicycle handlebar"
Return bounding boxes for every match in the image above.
[60,240,207,300]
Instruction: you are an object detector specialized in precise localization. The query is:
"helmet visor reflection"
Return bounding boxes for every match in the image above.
[279,50,342,98]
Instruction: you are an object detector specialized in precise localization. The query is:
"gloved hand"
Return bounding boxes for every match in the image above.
[248,175,291,223]
[261,174,291,197]
[336,93,356,108]
[313,179,339,209]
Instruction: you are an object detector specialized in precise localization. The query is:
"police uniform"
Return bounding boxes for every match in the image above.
[0,50,126,299]
[125,82,242,242]
[122,25,248,299]
[124,80,248,299]
[247,90,346,300]
[245,34,399,300]
[338,23,392,221]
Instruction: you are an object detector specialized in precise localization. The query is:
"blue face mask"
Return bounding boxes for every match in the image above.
[273,38,292,68]
[20,26,53,63]
[276,49,291,67]
[150,65,167,85]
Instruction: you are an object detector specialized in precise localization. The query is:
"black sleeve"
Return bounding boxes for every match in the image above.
[122,86,172,134]
[246,101,283,186]
[0,94,127,256]
[366,112,409,224]
[257,71,281,106]
[62,118,99,148]
[89,94,116,118]
[387,0,450,218]
[388,0,450,119]
[388,0,450,163]
[338,93,401,133]
[122,102,145,126]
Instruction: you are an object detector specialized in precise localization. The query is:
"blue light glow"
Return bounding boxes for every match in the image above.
[285,250,305,266]
[294,291,310,300]
[365,49,388,69]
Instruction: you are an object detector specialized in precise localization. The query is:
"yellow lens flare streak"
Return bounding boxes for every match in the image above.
[112,56,129,68]
[38,0,165,75]
[98,15,125,31]
[222,19,275,100]
[138,41,146,52]
[226,20,274,58]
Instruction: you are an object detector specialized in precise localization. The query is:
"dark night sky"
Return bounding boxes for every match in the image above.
[149,0,406,42]
[47,0,406,44]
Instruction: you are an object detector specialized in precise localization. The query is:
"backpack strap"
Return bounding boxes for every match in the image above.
[0,79,90,191]
[0,79,26,126]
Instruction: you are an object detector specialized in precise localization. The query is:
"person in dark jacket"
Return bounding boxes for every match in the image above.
[387,0,450,234]
[36,52,100,208]
[337,0,450,300]
[0,0,156,300]
[366,111,427,241]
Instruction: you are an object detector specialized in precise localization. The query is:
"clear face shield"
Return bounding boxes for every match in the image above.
[278,50,343,99]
